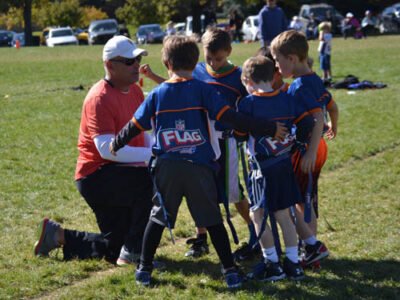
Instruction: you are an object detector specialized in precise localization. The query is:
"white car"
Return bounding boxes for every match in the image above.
[242,15,260,41]
[46,27,78,47]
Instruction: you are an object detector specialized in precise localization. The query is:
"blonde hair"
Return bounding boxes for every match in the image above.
[319,21,332,32]
[270,30,308,61]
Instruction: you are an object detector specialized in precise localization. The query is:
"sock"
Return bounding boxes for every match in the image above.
[286,246,298,263]
[304,236,317,246]
[206,223,234,269]
[262,246,278,263]
[197,233,207,243]
[247,223,257,246]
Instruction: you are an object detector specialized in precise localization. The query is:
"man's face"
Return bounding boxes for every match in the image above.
[204,48,231,71]
[267,0,276,8]
[109,55,142,85]
[272,51,293,78]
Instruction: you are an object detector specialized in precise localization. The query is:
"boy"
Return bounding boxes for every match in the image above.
[271,30,338,266]
[110,36,286,288]
[141,28,261,261]
[237,56,309,280]
[318,22,333,83]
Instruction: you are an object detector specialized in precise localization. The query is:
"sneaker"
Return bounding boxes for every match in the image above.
[233,242,260,262]
[283,257,305,281]
[303,241,329,266]
[223,266,244,289]
[116,246,140,266]
[34,218,61,256]
[185,237,209,258]
[247,260,286,282]
[135,264,153,286]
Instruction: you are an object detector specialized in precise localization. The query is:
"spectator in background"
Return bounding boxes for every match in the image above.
[361,10,377,37]
[166,21,177,36]
[229,9,244,43]
[306,13,319,40]
[342,12,363,39]
[289,16,304,32]
[258,0,288,46]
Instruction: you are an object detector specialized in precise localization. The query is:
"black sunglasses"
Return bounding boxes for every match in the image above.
[110,56,142,66]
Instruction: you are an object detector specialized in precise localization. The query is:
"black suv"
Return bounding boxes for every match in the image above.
[0,30,14,47]
[299,3,344,34]
[88,19,119,45]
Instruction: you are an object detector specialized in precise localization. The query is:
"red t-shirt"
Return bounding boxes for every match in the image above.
[75,80,145,180]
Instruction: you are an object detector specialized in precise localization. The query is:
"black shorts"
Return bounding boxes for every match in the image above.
[150,158,223,228]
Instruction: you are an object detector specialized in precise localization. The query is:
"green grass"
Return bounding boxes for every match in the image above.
[0,36,399,299]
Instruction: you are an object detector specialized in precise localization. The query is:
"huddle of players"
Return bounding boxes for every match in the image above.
[111,27,338,288]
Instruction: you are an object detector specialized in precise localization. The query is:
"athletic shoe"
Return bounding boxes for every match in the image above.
[233,242,261,262]
[283,257,305,281]
[34,218,60,256]
[135,264,153,286]
[247,260,286,282]
[185,237,209,258]
[223,266,244,289]
[303,241,329,266]
[116,246,140,266]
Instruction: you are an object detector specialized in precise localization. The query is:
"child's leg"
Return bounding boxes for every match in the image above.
[206,223,235,269]
[250,208,278,262]
[274,208,298,263]
[139,220,165,268]
[295,203,317,237]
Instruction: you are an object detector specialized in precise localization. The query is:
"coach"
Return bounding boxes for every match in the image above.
[258,0,288,47]
[34,36,153,265]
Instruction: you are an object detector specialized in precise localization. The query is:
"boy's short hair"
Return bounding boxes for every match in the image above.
[270,30,308,62]
[162,35,199,71]
[201,27,231,53]
[241,56,275,84]
[256,46,278,71]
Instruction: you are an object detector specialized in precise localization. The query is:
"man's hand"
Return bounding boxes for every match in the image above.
[109,142,117,156]
[274,122,288,141]
[300,150,316,174]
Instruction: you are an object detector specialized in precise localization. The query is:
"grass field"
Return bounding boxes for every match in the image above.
[0,35,399,299]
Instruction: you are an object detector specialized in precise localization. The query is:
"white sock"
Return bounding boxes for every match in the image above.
[304,236,317,246]
[286,246,298,263]
[262,247,279,263]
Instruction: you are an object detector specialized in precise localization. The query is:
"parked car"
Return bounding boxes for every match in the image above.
[379,3,400,33]
[241,15,260,41]
[174,22,186,35]
[136,24,166,44]
[299,3,344,34]
[88,19,118,45]
[0,30,14,47]
[40,27,52,45]
[46,27,78,47]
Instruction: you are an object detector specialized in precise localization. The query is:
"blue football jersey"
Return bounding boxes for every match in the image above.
[133,78,230,167]
[193,62,248,131]
[288,72,333,133]
[238,90,307,158]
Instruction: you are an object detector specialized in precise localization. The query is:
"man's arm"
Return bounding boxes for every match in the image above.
[95,134,151,162]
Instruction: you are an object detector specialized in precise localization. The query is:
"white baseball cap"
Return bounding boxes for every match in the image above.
[346,12,354,18]
[103,35,148,61]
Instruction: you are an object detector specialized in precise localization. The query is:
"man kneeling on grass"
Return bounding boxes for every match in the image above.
[34,36,156,266]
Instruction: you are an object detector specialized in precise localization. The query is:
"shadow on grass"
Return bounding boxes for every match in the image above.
[151,257,400,298]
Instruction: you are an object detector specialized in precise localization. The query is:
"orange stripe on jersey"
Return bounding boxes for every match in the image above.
[208,81,242,98]
[132,117,146,131]
[216,105,230,121]
[165,77,193,83]
[252,90,280,97]
[234,130,247,136]
[309,107,322,115]
[206,64,238,78]
[293,112,310,124]
[155,107,207,115]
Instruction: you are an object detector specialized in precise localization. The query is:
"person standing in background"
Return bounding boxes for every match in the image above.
[258,0,288,47]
